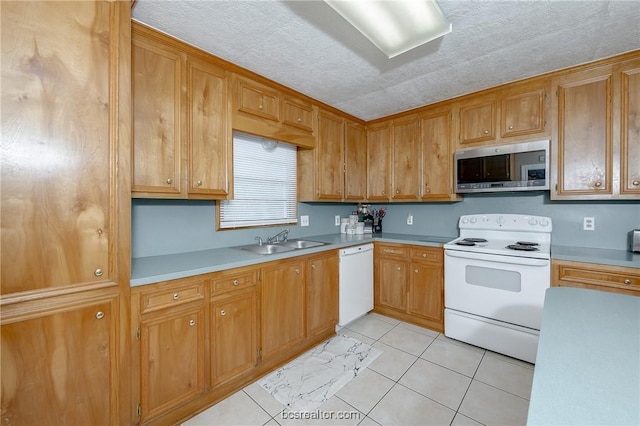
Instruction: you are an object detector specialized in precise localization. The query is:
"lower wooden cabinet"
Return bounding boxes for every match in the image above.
[305,250,339,336]
[552,259,640,296]
[374,243,444,331]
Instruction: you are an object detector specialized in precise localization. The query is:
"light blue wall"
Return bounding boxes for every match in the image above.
[132,193,640,258]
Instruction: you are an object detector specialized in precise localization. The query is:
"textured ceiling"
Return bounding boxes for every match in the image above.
[132,0,640,121]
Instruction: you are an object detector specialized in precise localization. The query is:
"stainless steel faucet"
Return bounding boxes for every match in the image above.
[255,236,264,246]
[267,229,289,244]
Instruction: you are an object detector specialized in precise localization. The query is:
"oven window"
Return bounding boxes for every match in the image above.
[465,265,521,292]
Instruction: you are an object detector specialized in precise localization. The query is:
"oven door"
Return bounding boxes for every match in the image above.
[444,249,550,330]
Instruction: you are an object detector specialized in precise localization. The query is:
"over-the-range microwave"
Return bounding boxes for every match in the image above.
[454,140,550,193]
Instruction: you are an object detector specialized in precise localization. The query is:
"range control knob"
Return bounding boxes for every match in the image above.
[529,217,539,226]
[540,218,549,227]
[461,217,469,224]
[470,217,478,224]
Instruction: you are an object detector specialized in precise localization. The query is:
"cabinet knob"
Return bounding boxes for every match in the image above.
[414,269,419,273]
[508,125,514,130]
[196,180,203,187]
[189,319,196,326]
[624,279,632,285]
[297,117,302,122]
[311,264,316,269]
[173,293,179,300]
[396,189,400,194]
[95,311,104,320]
[396,266,401,271]
[295,268,300,274]
[233,279,239,286]
[422,253,427,258]
[483,130,489,134]
[632,180,640,186]
[220,310,226,316]
[594,181,602,187]
[94,268,103,277]
[390,249,395,253]
[258,105,263,110]
[166,178,173,185]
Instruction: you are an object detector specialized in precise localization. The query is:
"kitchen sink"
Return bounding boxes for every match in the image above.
[281,239,327,249]
[237,244,297,255]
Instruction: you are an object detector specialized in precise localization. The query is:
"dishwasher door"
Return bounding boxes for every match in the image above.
[338,243,374,327]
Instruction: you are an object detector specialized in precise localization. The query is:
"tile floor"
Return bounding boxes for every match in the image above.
[183,313,534,426]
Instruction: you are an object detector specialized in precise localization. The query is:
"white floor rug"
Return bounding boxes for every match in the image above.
[258,334,383,412]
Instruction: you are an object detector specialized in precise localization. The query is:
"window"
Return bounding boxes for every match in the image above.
[218,132,297,229]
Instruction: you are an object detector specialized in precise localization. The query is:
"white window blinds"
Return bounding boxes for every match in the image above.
[219,132,297,229]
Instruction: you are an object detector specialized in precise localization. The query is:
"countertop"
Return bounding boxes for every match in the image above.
[527,287,640,425]
[551,245,640,269]
[131,233,453,287]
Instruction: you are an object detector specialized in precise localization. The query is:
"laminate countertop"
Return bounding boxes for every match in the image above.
[551,245,640,269]
[131,233,454,287]
[527,287,640,425]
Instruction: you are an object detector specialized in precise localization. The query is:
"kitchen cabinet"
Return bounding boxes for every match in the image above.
[374,243,444,332]
[305,250,339,336]
[1,1,132,423]
[316,110,346,200]
[260,258,306,361]
[366,121,392,201]
[620,58,640,196]
[459,96,497,145]
[344,120,368,201]
[551,260,640,297]
[501,89,545,138]
[391,116,421,201]
[210,266,258,386]
[134,278,207,423]
[234,74,280,122]
[282,96,315,133]
[132,24,231,199]
[420,109,460,200]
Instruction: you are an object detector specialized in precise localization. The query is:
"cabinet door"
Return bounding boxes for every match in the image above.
[408,263,444,323]
[1,300,116,425]
[1,1,116,294]
[620,59,640,196]
[376,257,407,311]
[554,66,613,197]
[282,97,314,133]
[211,289,257,386]
[316,110,345,200]
[344,121,367,201]
[235,75,280,122]
[306,252,339,336]
[366,123,391,201]
[132,35,183,195]
[391,117,420,200]
[261,260,305,360]
[421,111,455,199]
[501,90,545,138]
[187,56,230,198]
[459,100,496,144]
[140,305,205,422]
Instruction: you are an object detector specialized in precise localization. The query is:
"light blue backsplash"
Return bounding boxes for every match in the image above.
[132,193,640,258]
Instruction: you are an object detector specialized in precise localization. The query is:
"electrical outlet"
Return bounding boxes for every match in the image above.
[583,217,595,231]
[335,215,341,226]
[301,215,309,227]
[407,214,413,225]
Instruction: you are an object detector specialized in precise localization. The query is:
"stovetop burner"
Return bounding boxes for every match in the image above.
[516,241,539,246]
[463,238,488,243]
[506,244,540,251]
[455,240,477,246]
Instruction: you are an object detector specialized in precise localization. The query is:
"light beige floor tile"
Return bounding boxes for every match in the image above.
[244,381,286,417]
[276,397,364,426]
[474,355,534,400]
[366,312,402,325]
[336,368,395,414]
[337,328,376,346]
[451,413,484,426]
[458,380,529,426]
[399,358,471,410]
[378,325,435,356]
[357,416,382,426]
[368,341,417,381]
[344,315,396,340]
[396,321,440,338]
[421,338,484,377]
[436,334,487,355]
[484,350,535,370]
[368,384,455,426]
[182,390,271,426]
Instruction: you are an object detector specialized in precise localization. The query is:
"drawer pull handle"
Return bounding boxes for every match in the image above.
[233,279,239,286]
[624,279,632,285]
[95,311,104,320]
[189,319,196,326]
[220,310,226,316]
[173,293,179,300]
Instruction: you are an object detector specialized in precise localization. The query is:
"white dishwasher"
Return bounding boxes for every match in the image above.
[338,243,374,327]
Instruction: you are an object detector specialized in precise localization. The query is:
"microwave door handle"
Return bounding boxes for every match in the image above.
[445,250,549,267]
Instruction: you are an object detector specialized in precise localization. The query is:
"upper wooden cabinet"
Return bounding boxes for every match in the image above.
[132,24,231,200]
[315,110,346,200]
[366,122,392,201]
[551,56,640,200]
[420,109,460,201]
[459,96,497,145]
[231,74,316,148]
[501,89,545,138]
[344,120,368,201]
[391,117,421,201]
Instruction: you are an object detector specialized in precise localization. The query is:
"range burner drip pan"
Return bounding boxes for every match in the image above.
[506,244,539,251]
[463,238,488,243]
[455,240,476,246]
[516,241,539,246]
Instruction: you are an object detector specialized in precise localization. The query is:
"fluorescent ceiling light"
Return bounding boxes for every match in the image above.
[325,0,452,58]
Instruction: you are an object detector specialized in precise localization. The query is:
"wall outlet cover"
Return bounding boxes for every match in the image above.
[407,214,413,225]
[301,215,309,227]
[583,217,595,231]
[334,215,340,226]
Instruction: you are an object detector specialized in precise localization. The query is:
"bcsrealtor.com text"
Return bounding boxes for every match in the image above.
[280,409,362,421]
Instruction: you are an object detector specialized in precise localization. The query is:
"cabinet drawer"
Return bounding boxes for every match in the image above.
[554,261,640,294]
[377,244,408,258]
[211,269,258,294]
[410,247,443,264]
[282,97,313,132]
[236,77,280,122]
[140,282,205,314]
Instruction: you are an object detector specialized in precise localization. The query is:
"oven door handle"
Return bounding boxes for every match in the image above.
[445,250,549,267]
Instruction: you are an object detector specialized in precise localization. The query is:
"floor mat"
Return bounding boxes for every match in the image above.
[258,334,383,412]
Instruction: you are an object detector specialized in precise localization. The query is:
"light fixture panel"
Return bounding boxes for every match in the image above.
[325,0,452,58]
